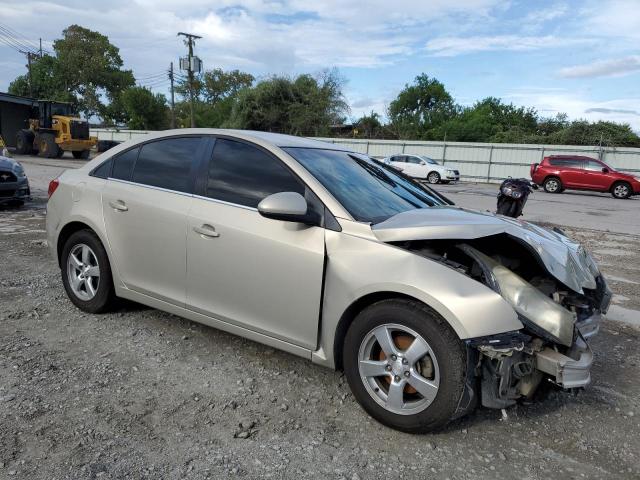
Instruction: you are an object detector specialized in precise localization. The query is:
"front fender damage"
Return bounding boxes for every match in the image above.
[392,233,609,409]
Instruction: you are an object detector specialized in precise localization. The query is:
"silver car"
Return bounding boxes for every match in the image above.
[46,130,611,433]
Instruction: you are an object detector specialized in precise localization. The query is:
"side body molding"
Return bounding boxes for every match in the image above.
[312,228,523,368]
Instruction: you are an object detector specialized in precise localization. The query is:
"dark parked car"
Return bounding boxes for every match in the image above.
[0,155,30,206]
[531,155,640,199]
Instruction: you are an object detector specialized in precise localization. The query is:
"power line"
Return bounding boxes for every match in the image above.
[0,22,42,53]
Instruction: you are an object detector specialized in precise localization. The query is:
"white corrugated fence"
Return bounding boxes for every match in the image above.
[91,129,640,183]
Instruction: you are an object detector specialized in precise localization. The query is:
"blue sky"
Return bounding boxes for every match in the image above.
[1,0,639,130]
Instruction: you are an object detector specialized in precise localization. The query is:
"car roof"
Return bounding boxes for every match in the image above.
[546,155,598,161]
[137,128,348,151]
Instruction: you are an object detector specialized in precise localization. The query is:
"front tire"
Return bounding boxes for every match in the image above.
[343,299,467,433]
[611,181,632,199]
[38,133,59,158]
[61,229,116,313]
[427,172,441,184]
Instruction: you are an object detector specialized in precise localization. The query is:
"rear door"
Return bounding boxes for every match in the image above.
[389,155,406,173]
[552,158,586,188]
[185,137,326,349]
[102,136,205,306]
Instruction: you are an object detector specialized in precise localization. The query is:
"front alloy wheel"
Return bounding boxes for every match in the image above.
[612,182,631,199]
[358,324,440,415]
[427,172,441,184]
[344,299,467,433]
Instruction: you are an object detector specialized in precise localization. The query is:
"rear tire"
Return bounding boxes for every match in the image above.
[15,129,34,155]
[427,172,441,184]
[543,176,562,193]
[611,181,632,199]
[61,229,116,313]
[72,150,90,159]
[37,133,59,158]
[343,299,467,433]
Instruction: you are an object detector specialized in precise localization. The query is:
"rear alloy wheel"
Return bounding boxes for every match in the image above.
[61,229,116,313]
[611,181,632,199]
[543,177,562,193]
[344,299,467,433]
[427,172,441,184]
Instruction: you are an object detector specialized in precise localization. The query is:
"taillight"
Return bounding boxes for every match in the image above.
[48,178,60,198]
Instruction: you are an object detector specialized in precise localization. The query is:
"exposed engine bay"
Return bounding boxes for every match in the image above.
[392,233,612,411]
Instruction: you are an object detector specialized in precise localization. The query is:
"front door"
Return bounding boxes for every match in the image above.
[102,136,204,306]
[186,137,326,349]
[582,159,611,190]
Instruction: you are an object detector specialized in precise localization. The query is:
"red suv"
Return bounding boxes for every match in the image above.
[531,155,640,199]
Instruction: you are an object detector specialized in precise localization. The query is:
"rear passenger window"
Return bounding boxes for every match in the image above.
[91,159,112,179]
[206,138,304,208]
[132,137,201,193]
[549,158,583,168]
[111,147,139,180]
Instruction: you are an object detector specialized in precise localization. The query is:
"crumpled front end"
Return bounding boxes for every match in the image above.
[462,242,610,409]
[390,231,611,410]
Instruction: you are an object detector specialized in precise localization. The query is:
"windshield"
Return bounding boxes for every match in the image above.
[284,148,448,224]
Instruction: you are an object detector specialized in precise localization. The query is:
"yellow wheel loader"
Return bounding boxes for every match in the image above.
[14,101,97,159]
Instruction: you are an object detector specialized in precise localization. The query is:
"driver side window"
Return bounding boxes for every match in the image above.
[206,138,305,208]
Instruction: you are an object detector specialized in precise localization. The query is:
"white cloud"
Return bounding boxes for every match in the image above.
[425,35,588,57]
[559,56,640,79]
[580,0,640,41]
[504,90,640,131]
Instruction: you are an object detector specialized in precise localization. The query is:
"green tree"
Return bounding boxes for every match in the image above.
[8,54,72,102]
[227,70,349,135]
[434,97,539,142]
[388,74,458,139]
[8,25,134,123]
[121,87,169,130]
[54,25,134,122]
[174,68,255,128]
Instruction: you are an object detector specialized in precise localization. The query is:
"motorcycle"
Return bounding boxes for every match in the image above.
[496,178,538,218]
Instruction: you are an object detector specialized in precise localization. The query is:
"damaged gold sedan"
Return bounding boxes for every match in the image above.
[47,130,611,433]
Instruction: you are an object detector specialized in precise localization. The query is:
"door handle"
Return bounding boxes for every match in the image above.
[109,200,128,212]
[193,224,220,238]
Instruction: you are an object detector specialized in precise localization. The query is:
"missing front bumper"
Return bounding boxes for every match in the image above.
[534,335,593,389]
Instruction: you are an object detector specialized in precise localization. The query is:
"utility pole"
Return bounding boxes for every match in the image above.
[20,50,36,97]
[169,62,176,129]
[177,32,202,128]
[39,38,43,58]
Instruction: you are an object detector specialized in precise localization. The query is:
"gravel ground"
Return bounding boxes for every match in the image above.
[0,167,639,479]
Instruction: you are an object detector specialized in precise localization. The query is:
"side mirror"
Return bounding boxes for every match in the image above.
[419,160,426,165]
[602,167,609,173]
[258,192,315,224]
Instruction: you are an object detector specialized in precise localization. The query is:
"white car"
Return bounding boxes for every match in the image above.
[383,155,460,184]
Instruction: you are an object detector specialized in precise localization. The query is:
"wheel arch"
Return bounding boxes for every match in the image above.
[332,291,453,371]
[56,220,111,269]
[610,179,631,191]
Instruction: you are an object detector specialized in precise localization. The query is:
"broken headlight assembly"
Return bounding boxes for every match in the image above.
[462,246,575,347]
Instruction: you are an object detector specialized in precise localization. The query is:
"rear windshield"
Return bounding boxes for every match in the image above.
[284,148,447,224]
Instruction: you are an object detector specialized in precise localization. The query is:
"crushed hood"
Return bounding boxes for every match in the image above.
[372,206,600,293]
